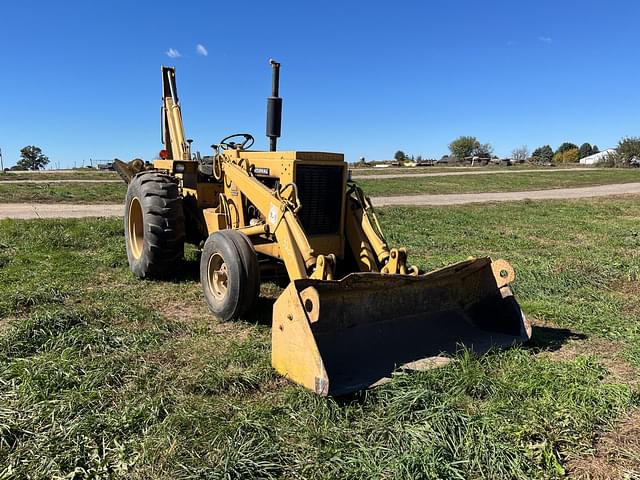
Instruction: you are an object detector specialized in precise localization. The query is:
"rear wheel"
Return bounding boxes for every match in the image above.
[200,231,259,320]
[124,172,185,278]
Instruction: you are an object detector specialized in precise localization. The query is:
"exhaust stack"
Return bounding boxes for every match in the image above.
[266,59,282,151]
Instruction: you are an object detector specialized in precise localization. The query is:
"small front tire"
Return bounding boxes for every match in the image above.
[200,231,259,320]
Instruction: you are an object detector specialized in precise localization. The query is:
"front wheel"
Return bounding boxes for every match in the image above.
[200,230,259,320]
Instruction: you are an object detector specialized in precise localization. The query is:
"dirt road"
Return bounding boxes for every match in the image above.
[352,167,603,180]
[0,203,123,219]
[370,182,640,207]
[1,182,640,219]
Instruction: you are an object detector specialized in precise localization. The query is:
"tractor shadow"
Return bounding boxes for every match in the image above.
[243,296,277,326]
[165,258,200,283]
[164,256,281,327]
[163,260,586,401]
[331,325,586,406]
[525,325,587,353]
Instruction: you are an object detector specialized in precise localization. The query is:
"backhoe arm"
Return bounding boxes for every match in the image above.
[161,66,190,161]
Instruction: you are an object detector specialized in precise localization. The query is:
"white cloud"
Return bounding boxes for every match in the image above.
[537,36,552,44]
[196,44,208,56]
[165,48,181,58]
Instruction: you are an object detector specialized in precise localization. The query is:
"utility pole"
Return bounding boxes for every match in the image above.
[0,148,3,171]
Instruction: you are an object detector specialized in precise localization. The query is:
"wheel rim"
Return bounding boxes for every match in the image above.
[128,197,144,259]
[207,253,228,300]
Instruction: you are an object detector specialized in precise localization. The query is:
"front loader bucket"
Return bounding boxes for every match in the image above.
[272,257,531,396]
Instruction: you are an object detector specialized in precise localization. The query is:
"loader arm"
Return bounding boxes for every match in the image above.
[220,155,418,280]
[222,159,320,280]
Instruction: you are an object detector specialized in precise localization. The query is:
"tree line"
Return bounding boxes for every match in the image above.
[528,137,640,166]
[394,136,640,167]
[528,142,598,164]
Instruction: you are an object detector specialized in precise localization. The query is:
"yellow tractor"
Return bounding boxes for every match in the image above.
[115,60,531,396]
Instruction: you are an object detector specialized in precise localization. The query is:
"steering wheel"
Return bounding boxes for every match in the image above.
[218,133,254,150]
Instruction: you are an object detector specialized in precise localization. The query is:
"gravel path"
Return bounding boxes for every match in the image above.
[370,182,640,207]
[1,182,640,219]
[352,167,603,180]
[0,203,123,219]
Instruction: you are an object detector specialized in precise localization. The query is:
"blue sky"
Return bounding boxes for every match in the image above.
[0,0,639,167]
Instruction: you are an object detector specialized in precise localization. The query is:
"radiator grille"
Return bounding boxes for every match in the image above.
[295,165,344,235]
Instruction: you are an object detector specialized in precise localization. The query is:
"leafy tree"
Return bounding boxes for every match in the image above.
[448,136,493,161]
[394,150,406,162]
[556,142,578,154]
[449,136,480,161]
[553,148,580,164]
[531,145,554,164]
[17,146,49,171]
[565,148,580,163]
[511,145,529,163]
[476,143,494,158]
[578,143,593,159]
[591,145,600,154]
[617,137,640,166]
[556,142,578,153]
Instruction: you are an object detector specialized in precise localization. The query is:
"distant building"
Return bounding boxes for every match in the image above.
[96,162,114,170]
[416,158,435,166]
[579,149,616,165]
[370,160,401,168]
[490,157,513,166]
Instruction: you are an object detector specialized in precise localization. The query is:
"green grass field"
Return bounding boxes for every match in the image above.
[0,170,120,181]
[1,169,639,204]
[0,182,126,203]
[357,169,640,196]
[1,197,639,478]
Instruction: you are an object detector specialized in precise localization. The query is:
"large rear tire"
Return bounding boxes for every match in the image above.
[200,230,259,320]
[124,172,185,278]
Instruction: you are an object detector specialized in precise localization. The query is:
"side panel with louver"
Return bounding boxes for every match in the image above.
[295,165,344,235]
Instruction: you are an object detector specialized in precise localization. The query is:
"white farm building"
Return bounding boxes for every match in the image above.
[579,149,616,165]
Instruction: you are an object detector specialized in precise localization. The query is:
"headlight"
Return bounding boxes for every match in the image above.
[174,163,185,173]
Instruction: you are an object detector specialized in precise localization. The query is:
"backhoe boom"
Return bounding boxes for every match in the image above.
[161,66,190,161]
